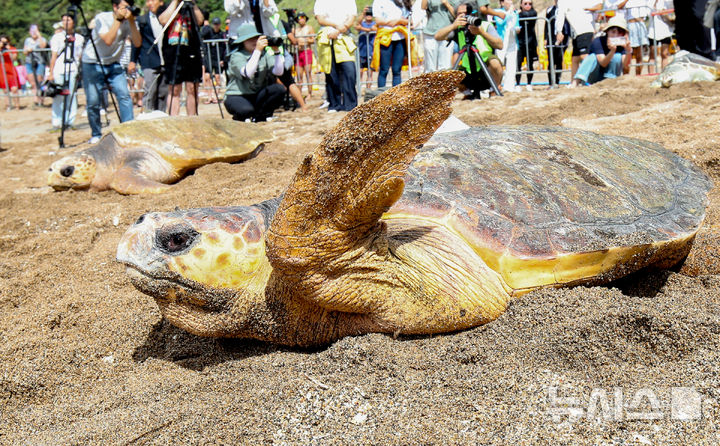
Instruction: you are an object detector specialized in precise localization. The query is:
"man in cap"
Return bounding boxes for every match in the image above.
[570,16,631,87]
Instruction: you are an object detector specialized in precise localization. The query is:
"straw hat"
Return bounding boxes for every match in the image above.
[606,16,628,34]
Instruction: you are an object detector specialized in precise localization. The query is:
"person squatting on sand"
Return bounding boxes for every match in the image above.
[48,12,85,131]
[435,1,504,99]
[570,16,632,87]
[82,0,141,144]
[223,23,285,122]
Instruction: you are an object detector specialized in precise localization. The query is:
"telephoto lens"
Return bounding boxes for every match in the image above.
[466,15,484,27]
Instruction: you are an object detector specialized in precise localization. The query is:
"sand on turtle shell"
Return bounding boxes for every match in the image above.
[0,76,719,444]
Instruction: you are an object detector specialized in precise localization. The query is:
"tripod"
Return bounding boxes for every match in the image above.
[451,30,503,97]
[51,0,120,148]
[165,0,224,117]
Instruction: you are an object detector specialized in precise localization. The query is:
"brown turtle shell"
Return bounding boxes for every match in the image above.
[384,126,712,292]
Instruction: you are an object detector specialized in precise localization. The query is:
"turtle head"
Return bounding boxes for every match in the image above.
[116,201,279,337]
[48,153,97,190]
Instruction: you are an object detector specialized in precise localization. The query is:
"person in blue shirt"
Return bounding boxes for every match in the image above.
[570,16,631,87]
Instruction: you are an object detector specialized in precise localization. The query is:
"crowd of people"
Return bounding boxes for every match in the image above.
[0,0,719,141]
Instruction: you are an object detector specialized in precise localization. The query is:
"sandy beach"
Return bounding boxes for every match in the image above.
[1,75,719,444]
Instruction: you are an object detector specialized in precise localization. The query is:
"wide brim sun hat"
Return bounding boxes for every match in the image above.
[233,23,262,45]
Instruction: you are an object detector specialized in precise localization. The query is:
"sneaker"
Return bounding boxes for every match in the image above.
[319,100,329,109]
[525,85,533,92]
[88,136,101,144]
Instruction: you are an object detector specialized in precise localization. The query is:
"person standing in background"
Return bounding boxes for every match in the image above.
[48,12,85,131]
[131,0,168,112]
[24,25,48,108]
[516,0,538,90]
[422,0,458,72]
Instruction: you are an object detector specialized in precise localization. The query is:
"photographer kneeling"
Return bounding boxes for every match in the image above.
[434,2,503,99]
[224,23,286,122]
[569,17,631,88]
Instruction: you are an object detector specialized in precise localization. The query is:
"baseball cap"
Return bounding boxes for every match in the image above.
[211,17,221,25]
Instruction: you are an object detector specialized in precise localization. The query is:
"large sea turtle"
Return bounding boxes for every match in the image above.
[47,116,272,194]
[116,71,712,346]
[650,50,720,88]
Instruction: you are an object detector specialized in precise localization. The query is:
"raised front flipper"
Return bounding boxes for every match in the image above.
[265,71,463,313]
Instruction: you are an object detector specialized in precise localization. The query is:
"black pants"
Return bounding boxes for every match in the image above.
[224,83,286,122]
[516,42,537,85]
[674,0,712,59]
[547,46,564,85]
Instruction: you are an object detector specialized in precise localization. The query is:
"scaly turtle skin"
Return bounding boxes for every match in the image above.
[116,71,712,346]
[47,116,273,194]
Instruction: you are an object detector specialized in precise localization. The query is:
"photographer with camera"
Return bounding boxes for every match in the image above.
[48,12,85,131]
[159,0,205,116]
[435,2,503,99]
[81,0,141,144]
[569,16,631,87]
[224,23,285,122]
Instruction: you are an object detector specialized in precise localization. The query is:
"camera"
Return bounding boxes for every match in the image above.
[465,15,484,27]
[130,5,141,16]
[282,8,297,24]
[267,36,284,47]
[366,7,373,16]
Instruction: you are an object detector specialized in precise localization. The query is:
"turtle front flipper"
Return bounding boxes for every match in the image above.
[110,166,173,194]
[266,71,463,312]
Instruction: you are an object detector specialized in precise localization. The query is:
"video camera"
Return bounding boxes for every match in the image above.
[283,8,298,24]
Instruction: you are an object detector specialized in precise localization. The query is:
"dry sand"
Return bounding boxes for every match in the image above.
[1,77,719,444]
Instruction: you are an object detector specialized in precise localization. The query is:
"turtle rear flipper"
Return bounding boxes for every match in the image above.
[110,167,173,194]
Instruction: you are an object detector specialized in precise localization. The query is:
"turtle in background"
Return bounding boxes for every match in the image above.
[47,116,273,194]
[117,71,713,346]
[651,50,720,88]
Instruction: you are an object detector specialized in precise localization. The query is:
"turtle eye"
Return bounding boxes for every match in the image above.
[135,214,146,225]
[60,166,75,177]
[155,224,199,254]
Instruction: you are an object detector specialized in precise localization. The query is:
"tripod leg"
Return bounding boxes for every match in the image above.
[473,51,502,96]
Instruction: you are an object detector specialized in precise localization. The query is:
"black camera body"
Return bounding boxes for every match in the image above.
[267,36,284,47]
[465,15,485,27]
[130,5,141,16]
[366,7,373,16]
[282,8,297,24]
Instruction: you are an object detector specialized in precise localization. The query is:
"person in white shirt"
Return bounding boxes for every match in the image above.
[625,0,650,75]
[647,0,673,72]
[48,12,85,131]
[314,0,358,111]
[373,0,413,88]
[555,0,602,80]
[603,0,629,21]
[224,0,283,38]
[81,0,141,144]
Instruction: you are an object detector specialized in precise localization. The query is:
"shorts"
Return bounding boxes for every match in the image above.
[628,21,649,48]
[164,48,203,84]
[571,32,593,57]
[649,37,671,46]
[25,62,45,77]
[297,48,313,68]
[279,70,295,88]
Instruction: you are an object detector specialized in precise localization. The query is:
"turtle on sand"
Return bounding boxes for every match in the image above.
[47,116,273,194]
[116,71,713,346]
[651,50,720,88]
